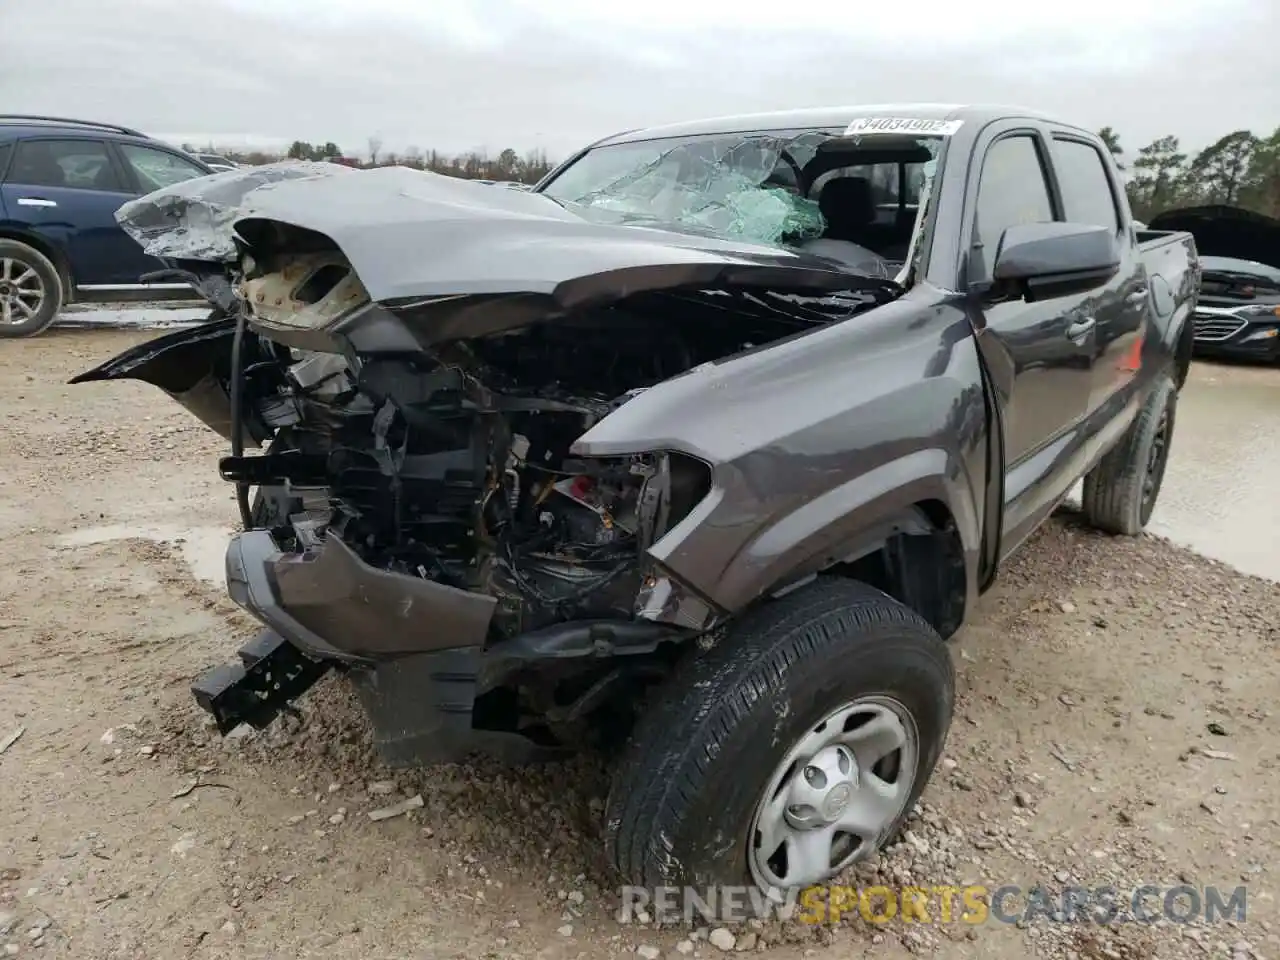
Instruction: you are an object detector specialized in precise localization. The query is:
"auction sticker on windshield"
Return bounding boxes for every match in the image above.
[844,118,964,136]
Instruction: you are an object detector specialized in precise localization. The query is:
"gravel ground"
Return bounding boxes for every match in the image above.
[1,329,1277,960]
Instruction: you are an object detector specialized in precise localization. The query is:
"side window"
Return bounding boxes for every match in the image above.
[9,139,122,191]
[118,144,208,192]
[973,135,1055,279]
[1051,138,1120,232]
[0,142,12,180]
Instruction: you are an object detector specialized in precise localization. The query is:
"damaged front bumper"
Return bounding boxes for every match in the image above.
[223,529,496,662]
[204,528,525,764]
[196,529,683,765]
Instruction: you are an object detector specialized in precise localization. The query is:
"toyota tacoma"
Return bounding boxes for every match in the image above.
[72,104,1199,895]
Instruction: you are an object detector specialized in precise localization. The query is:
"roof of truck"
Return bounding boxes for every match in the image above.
[594,103,1077,147]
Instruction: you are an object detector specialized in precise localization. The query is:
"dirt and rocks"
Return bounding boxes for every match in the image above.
[1,328,1277,960]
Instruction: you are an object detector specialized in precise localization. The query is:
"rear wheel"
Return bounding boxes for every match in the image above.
[0,240,63,338]
[1081,372,1177,535]
[605,577,954,897]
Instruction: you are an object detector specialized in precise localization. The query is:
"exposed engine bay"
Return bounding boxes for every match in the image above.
[225,263,885,645]
[76,145,936,762]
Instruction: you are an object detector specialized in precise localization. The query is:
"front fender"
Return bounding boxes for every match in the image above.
[700,448,977,611]
[573,291,988,619]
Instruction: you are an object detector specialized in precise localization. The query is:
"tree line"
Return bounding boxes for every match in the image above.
[1097,125,1280,221]
[187,124,1280,221]
[186,138,556,185]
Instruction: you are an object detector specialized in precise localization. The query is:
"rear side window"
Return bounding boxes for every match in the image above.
[0,142,12,180]
[9,138,122,191]
[118,143,208,192]
[972,135,1055,280]
[1051,138,1120,232]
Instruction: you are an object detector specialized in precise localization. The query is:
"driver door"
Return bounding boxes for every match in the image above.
[964,127,1099,553]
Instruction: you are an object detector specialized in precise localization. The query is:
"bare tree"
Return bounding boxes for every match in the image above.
[367,135,383,166]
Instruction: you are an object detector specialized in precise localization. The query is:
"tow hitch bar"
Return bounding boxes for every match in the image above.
[191,630,331,734]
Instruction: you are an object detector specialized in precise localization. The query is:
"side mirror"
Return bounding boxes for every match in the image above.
[990,222,1120,300]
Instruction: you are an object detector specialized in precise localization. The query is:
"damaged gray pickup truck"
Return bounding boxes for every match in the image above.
[73,104,1199,895]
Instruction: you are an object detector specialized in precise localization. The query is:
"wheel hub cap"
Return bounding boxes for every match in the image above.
[0,257,46,325]
[748,697,920,892]
[783,745,859,828]
[822,781,854,820]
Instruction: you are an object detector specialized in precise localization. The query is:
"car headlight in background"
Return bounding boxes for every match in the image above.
[1237,303,1280,342]
[1240,303,1280,318]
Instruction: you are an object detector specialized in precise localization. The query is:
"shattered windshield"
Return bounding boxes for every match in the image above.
[540,130,942,252]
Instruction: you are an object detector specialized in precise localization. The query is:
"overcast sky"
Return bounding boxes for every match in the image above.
[3,0,1276,162]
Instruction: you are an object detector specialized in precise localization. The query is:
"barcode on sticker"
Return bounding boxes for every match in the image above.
[844,117,964,136]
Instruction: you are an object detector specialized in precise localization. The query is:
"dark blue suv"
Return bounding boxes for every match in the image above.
[0,116,214,337]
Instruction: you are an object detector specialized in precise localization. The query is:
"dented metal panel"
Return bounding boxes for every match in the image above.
[115,160,352,262]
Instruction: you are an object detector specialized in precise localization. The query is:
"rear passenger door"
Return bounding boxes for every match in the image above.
[1045,133,1146,416]
[963,126,1100,551]
[0,137,139,286]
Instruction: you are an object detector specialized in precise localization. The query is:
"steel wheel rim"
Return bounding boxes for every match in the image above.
[1141,406,1170,517]
[747,695,919,892]
[0,257,46,326]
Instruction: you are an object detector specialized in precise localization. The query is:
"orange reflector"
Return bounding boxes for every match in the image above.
[1119,335,1144,372]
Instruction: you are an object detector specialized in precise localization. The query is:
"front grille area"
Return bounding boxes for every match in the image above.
[1193,312,1246,342]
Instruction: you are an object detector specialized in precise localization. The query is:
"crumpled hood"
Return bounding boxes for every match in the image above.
[115,162,900,306]
[115,160,355,263]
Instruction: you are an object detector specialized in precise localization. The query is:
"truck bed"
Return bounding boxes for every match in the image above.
[1135,228,1199,386]
[1136,228,1194,250]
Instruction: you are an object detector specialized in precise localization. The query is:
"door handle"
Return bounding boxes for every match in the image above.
[1066,317,1097,341]
[16,198,57,208]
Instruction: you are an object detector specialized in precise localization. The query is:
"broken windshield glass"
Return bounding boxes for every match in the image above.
[542,133,834,247]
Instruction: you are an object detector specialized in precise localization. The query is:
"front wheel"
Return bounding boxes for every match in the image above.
[1081,372,1177,535]
[605,577,954,896]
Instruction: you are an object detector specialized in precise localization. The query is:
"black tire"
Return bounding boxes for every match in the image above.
[0,240,64,338]
[605,577,954,892]
[1081,372,1177,535]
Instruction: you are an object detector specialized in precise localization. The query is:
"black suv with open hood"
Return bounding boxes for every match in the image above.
[73,104,1198,901]
[1149,205,1280,362]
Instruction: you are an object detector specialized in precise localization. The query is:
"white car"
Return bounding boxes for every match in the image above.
[194,153,238,172]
